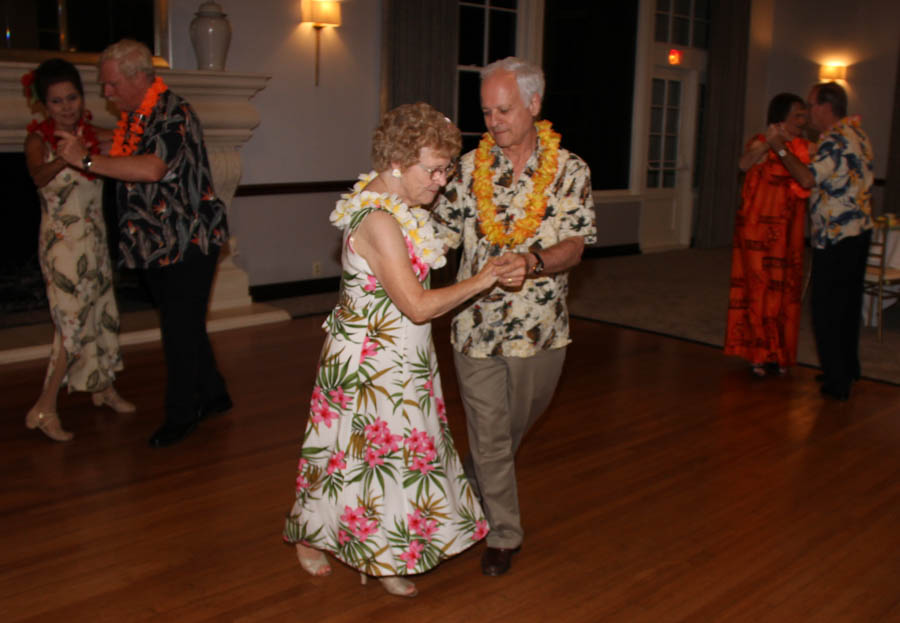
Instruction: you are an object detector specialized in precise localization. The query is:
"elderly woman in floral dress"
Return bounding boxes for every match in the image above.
[283,102,520,597]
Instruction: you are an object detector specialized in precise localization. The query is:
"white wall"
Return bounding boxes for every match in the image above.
[764,0,898,178]
[168,0,382,285]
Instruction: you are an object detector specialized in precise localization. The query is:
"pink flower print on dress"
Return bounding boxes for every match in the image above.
[407,509,425,534]
[473,519,489,541]
[365,446,384,468]
[363,275,378,292]
[295,473,309,491]
[360,336,378,364]
[311,385,325,404]
[311,400,338,428]
[327,450,347,475]
[338,529,352,545]
[423,378,435,397]
[420,518,439,542]
[365,418,390,444]
[435,397,446,423]
[328,386,352,410]
[341,505,365,531]
[354,518,378,542]
[410,455,435,475]
[399,540,424,571]
[404,428,430,454]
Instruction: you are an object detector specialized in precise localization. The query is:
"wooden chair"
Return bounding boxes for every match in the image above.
[862,216,900,341]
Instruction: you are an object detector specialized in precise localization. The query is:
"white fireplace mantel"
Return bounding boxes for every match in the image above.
[0,62,289,363]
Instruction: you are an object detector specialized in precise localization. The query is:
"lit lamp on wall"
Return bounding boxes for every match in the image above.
[302,0,342,86]
[668,49,682,66]
[819,63,846,81]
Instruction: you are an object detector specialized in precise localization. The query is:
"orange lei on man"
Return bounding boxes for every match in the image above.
[110,76,168,156]
[473,119,561,248]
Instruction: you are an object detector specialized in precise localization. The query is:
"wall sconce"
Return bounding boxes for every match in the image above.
[819,64,846,81]
[302,0,342,86]
[667,49,682,66]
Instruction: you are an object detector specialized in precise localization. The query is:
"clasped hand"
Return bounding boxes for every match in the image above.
[482,252,528,290]
[53,129,89,168]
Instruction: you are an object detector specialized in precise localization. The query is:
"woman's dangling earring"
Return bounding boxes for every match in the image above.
[391,168,402,178]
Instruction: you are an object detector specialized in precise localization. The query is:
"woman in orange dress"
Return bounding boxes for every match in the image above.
[724,93,811,377]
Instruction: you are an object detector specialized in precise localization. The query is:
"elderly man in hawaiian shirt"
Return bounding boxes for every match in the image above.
[56,39,232,446]
[766,81,874,401]
[432,56,597,576]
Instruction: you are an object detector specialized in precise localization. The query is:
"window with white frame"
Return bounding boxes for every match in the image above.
[456,0,519,153]
[654,0,710,49]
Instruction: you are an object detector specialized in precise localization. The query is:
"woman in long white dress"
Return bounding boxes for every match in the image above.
[284,103,516,597]
[23,59,134,442]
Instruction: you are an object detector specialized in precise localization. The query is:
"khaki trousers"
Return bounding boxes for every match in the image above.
[453,347,566,549]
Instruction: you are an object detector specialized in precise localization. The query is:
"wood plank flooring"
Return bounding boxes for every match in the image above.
[2,315,899,622]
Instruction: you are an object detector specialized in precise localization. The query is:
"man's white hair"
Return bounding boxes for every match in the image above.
[481,57,545,106]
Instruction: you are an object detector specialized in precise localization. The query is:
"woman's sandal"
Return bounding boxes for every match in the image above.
[91,388,136,414]
[360,573,418,598]
[25,409,73,442]
[750,364,767,378]
[295,544,332,577]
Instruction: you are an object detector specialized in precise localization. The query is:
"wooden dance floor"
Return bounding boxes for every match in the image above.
[2,315,900,622]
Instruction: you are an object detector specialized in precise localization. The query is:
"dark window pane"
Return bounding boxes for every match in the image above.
[667,80,681,106]
[462,134,482,155]
[664,136,678,162]
[663,170,676,187]
[674,0,691,15]
[488,9,516,63]
[652,79,666,106]
[656,0,670,10]
[457,70,483,133]
[649,135,662,161]
[543,0,637,190]
[65,0,154,53]
[654,14,669,42]
[666,107,680,133]
[673,16,690,46]
[694,0,710,18]
[490,0,517,9]
[459,5,485,66]
[692,21,708,49]
[651,107,663,134]
[465,0,486,4]
[647,170,660,188]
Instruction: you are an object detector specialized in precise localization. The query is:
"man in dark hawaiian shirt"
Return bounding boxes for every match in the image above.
[56,39,232,446]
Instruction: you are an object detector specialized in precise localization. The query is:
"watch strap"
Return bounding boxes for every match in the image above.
[530,250,545,274]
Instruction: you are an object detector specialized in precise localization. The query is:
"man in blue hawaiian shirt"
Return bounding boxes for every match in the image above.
[57,39,232,445]
[766,81,874,401]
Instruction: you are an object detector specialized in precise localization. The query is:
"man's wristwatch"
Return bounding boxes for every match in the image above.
[776,148,787,158]
[82,153,93,170]
[530,250,545,275]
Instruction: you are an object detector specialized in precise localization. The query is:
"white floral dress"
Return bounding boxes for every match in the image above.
[36,139,123,392]
[283,173,488,576]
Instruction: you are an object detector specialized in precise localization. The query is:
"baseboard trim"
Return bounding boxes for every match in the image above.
[583,243,641,259]
[250,277,341,302]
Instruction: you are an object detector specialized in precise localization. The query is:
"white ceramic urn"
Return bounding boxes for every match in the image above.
[190,2,232,71]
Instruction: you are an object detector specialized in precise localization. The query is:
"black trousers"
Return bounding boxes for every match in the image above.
[144,245,228,425]
[810,230,872,391]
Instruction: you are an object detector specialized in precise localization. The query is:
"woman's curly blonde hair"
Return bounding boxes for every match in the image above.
[372,102,461,172]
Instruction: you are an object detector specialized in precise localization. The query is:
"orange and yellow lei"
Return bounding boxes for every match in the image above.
[473,119,560,248]
[110,76,168,156]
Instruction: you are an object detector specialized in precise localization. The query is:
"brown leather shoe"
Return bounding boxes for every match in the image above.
[481,546,521,576]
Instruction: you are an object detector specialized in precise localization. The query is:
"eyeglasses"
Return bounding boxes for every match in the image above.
[416,160,458,181]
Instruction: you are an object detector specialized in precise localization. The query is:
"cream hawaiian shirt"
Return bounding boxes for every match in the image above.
[808,115,874,249]
[432,131,597,358]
